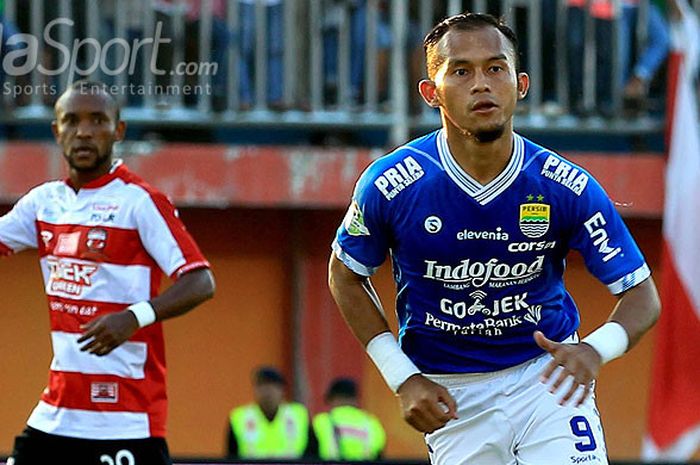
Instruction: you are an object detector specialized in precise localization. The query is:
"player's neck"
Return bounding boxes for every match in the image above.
[443,124,514,186]
[68,163,112,191]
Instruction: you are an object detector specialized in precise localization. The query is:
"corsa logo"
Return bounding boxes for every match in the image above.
[47,258,98,296]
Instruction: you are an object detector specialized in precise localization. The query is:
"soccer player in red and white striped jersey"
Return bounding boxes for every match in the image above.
[2,81,215,465]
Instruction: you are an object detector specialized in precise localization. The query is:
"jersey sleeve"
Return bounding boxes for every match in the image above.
[134,190,210,279]
[332,164,392,276]
[0,189,39,254]
[568,176,650,294]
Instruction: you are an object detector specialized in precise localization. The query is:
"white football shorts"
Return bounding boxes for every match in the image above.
[424,344,609,465]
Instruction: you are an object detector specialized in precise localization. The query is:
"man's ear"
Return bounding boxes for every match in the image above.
[114,120,126,142]
[51,120,59,144]
[419,79,440,108]
[517,72,530,100]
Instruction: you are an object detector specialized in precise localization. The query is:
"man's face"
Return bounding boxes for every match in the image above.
[254,381,285,411]
[424,27,528,142]
[52,91,124,174]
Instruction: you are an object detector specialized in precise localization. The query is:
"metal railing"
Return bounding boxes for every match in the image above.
[0,0,694,145]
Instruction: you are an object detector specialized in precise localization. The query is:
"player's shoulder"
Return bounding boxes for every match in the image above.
[357,130,442,201]
[23,179,71,201]
[519,134,594,197]
[112,162,169,203]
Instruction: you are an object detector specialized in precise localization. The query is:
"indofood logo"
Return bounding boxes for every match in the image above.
[519,197,550,239]
[423,255,545,288]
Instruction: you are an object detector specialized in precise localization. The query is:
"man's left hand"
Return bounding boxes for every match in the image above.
[534,330,602,406]
[78,311,140,356]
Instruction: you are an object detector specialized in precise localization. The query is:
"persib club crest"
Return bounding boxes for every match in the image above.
[519,203,550,238]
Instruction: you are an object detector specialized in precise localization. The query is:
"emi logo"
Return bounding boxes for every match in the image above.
[424,216,442,234]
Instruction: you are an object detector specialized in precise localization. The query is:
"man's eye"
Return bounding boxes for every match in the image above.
[490,65,503,72]
[455,68,467,76]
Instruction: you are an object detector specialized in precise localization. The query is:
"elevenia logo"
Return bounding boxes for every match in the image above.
[343,200,370,236]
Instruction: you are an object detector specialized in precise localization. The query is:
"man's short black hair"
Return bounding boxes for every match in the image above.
[253,366,286,386]
[62,79,121,121]
[325,377,358,401]
[423,12,521,79]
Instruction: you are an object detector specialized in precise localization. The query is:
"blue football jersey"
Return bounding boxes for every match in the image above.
[333,130,650,374]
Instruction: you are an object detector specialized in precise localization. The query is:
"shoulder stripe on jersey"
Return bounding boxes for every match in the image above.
[399,145,445,170]
[437,130,524,205]
[607,263,651,295]
[116,168,210,278]
[332,240,377,276]
[522,148,552,171]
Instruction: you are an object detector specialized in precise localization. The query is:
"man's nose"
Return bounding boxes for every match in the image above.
[76,121,93,138]
[471,69,491,93]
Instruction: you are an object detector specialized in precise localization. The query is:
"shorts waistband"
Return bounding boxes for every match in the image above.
[424,333,578,388]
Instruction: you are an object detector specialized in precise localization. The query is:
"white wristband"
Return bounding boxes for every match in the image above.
[127,301,157,328]
[582,321,629,364]
[366,332,421,393]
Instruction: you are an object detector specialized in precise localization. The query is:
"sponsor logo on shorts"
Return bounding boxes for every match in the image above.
[91,382,118,403]
[373,156,424,200]
[541,154,589,195]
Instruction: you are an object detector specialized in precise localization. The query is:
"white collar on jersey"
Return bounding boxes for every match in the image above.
[110,159,124,173]
[436,129,524,205]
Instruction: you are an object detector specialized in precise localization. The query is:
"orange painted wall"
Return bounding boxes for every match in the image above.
[0,208,684,461]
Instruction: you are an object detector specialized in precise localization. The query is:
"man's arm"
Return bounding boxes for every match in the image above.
[226,421,239,458]
[78,268,215,355]
[328,254,457,433]
[535,277,661,405]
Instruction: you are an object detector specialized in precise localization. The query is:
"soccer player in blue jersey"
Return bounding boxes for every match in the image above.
[328,12,661,465]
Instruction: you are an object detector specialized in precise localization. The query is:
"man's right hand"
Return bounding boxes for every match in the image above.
[397,374,458,433]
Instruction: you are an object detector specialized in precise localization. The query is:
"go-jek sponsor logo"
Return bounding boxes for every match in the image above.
[426,291,543,337]
[46,257,98,297]
[374,156,424,200]
[423,255,545,289]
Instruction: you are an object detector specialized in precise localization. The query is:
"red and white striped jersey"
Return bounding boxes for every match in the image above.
[0,160,210,440]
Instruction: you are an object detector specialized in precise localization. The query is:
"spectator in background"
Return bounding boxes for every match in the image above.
[183,0,231,110]
[313,378,386,461]
[238,0,284,110]
[0,0,21,96]
[621,0,670,112]
[567,0,617,117]
[227,366,318,459]
[322,0,391,106]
